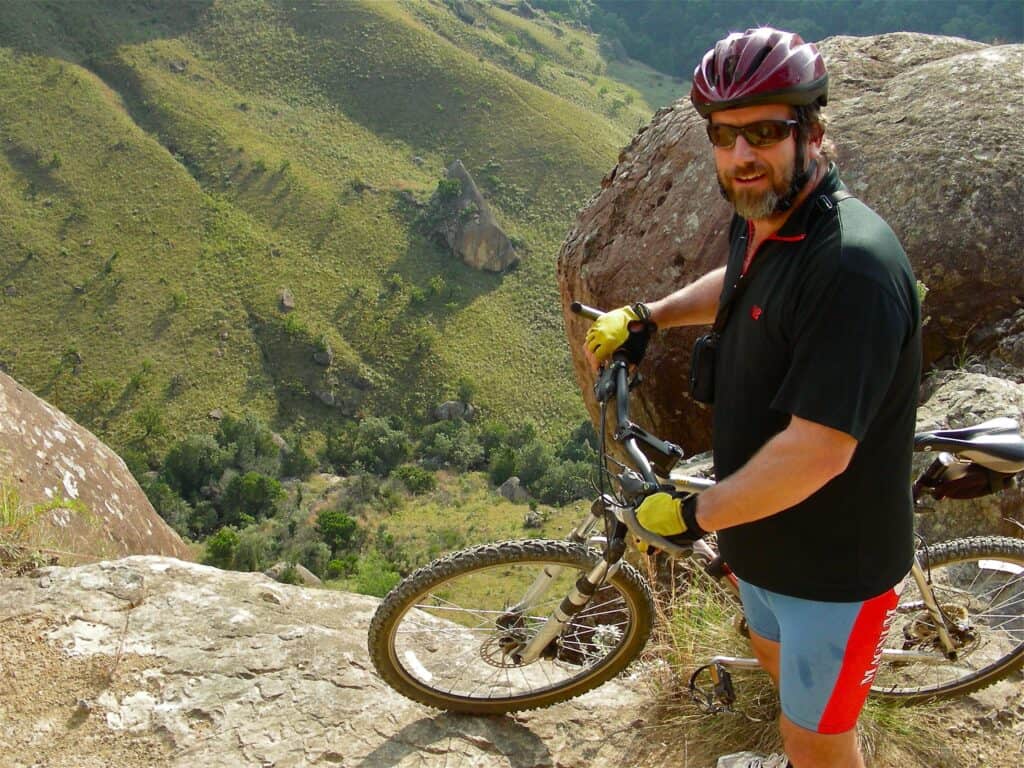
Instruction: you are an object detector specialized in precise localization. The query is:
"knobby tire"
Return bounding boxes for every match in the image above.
[871,535,1024,703]
[367,539,654,714]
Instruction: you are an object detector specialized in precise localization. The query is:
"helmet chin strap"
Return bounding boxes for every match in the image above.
[773,128,811,214]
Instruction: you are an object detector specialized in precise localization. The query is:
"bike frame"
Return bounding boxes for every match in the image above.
[512,336,965,676]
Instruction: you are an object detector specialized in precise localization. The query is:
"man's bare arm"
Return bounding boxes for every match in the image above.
[694,415,857,532]
[647,266,726,329]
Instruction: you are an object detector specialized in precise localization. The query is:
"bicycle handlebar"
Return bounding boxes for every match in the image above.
[571,300,696,558]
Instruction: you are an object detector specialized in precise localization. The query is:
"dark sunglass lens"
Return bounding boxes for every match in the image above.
[746,121,792,147]
[707,124,737,148]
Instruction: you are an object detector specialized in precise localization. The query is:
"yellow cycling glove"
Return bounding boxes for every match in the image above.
[584,304,655,365]
[635,492,706,547]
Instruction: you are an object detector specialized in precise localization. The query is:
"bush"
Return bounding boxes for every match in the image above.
[418,420,484,471]
[488,446,516,486]
[216,413,280,476]
[393,464,437,495]
[162,433,228,503]
[280,437,317,479]
[533,459,593,505]
[233,525,275,571]
[355,551,400,597]
[221,472,284,526]
[203,526,239,569]
[326,555,358,579]
[323,417,410,476]
[316,508,360,554]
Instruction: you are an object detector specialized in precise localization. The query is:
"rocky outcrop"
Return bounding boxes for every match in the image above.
[498,475,530,503]
[557,35,1024,452]
[433,399,477,422]
[0,557,649,767]
[439,160,518,273]
[0,372,191,563]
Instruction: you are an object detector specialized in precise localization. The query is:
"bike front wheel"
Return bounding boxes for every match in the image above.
[367,539,654,714]
[871,535,1024,702]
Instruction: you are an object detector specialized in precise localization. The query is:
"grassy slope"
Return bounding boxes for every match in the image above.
[0,0,672,453]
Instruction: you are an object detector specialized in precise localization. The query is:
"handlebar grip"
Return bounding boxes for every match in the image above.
[570,301,603,321]
[619,505,694,559]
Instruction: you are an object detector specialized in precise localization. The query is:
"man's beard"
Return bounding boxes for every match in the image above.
[717,159,794,220]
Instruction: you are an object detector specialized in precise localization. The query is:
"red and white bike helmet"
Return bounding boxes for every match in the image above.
[690,27,829,118]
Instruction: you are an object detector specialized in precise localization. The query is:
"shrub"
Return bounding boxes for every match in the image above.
[393,464,436,495]
[354,551,400,597]
[233,525,274,571]
[418,420,484,471]
[280,438,317,479]
[221,472,284,526]
[203,526,239,569]
[216,413,280,476]
[323,417,410,476]
[143,479,193,538]
[533,459,593,505]
[326,555,358,579]
[488,446,516,486]
[163,433,228,503]
[316,508,360,554]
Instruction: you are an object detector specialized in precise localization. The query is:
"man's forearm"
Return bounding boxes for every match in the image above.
[647,266,726,329]
[694,415,857,533]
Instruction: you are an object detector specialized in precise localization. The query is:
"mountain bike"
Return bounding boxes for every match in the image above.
[367,302,1024,714]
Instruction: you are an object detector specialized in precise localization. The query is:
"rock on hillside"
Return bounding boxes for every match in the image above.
[441,160,518,273]
[0,557,649,768]
[0,372,191,563]
[557,34,1024,452]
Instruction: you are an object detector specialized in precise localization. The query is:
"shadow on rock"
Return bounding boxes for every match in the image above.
[355,712,553,767]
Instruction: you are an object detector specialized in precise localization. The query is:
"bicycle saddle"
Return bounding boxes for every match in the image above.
[915,417,1024,473]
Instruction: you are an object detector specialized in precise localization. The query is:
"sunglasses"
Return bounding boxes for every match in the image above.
[706,119,798,149]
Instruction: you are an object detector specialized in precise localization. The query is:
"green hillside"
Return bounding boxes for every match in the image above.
[0,0,678,458]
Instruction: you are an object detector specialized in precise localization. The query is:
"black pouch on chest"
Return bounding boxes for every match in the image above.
[689,332,719,404]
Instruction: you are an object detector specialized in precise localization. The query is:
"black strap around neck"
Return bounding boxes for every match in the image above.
[710,188,854,335]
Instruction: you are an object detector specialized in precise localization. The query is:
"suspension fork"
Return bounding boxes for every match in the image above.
[908,554,960,659]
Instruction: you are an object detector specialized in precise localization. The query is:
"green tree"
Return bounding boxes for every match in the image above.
[280,437,317,479]
[323,417,410,476]
[204,526,239,569]
[216,413,280,475]
[393,464,437,495]
[234,526,274,571]
[316,508,360,554]
[162,433,228,503]
[143,479,193,538]
[221,472,284,526]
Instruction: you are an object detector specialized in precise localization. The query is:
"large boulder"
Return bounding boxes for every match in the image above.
[557,34,1024,453]
[440,160,518,272]
[0,372,191,564]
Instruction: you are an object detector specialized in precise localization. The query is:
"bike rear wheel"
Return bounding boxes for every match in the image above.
[871,535,1024,702]
[367,539,654,714]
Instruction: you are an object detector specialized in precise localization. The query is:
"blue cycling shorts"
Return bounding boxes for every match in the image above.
[737,577,902,734]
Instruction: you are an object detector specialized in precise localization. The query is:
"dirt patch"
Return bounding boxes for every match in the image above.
[0,614,172,768]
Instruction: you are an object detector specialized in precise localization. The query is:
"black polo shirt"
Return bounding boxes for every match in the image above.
[713,164,921,601]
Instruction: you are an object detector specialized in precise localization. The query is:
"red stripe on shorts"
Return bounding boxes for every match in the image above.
[816,588,899,734]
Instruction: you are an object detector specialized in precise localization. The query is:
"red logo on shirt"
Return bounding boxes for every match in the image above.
[750,305,764,320]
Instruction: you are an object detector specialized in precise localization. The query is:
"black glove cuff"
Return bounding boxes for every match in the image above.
[631,302,653,323]
[680,495,709,538]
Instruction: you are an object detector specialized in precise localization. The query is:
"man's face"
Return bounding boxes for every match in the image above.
[710,104,799,221]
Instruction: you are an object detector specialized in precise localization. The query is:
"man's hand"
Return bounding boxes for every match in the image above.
[584,304,655,367]
[635,492,706,549]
